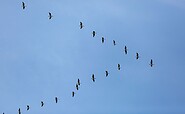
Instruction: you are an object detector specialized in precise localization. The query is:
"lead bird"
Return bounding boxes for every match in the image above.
[22,2,26,10]
[150,59,154,67]
[80,22,83,29]
[27,105,29,110]
[41,101,44,107]
[77,78,81,85]
[55,97,58,103]
[91,74,95,82]
[118,64,121,70]
[105,71,109,77]
[92,31,96,37]
[136,52,139,60]
[48,12,53,19]
[124,46,128,54]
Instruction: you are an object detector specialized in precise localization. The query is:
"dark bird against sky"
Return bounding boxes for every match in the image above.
[92,31,96,37]
[92,74,95,82]
[22,2,26,10]
[48,12,53,19]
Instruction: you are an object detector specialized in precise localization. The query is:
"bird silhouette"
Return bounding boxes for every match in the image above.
[92,31,96,37]
[41,101,44,107]
[72,91,75,97]
[136,52,139,59]
[26,105,30,111]
[105,71,109,77]
[113,40,116,46]
[76,84,79,90]
[91,74,95,82]
[102,37,104,43]
[124,46,128,54]
[18,108,21,114]
[22,2,26,10]
[77,78,81,85]
[150,59,154,67]
[48,12,53,19]
[80,22,83,29]
[55,97,58,103]
[118,64,121,70]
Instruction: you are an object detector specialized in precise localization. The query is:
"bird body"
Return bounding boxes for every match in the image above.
[80,22,83,29]
[77,78,81,85]
[102,37,104,43]
[72,91,75,97]
[113,40,116,45]
[150,59,154,67]
[18,108,21,114]
[55,97,58,103]
[92,31,96,37]
[118,64,121,70]
[136,52,139,59]
[76,84,79,90]
[22,2,26,9]
[124,46,128,54]
[48,12,53,19]
[105,71,109,77]
[41,101,44,107]
[92,74,95,82]
[27,105,30,111]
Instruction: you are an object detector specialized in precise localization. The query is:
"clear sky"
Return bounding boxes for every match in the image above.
[0,0,185,114]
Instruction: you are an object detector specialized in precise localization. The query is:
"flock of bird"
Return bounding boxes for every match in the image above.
[2,2,154,114]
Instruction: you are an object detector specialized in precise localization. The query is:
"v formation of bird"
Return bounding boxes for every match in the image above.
[1,2,155,114]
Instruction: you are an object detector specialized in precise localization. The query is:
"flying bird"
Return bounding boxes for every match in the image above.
[18,108,21,114]
[41,101,44,107]
[27,105,30,111]
[124,46,128,54]
[22,2,26,10]
[48,12,53,19]
[92,31,96,37]
[72,91,75,97]
[102,37,104,43]
[136,52,139,60]
[113,40,116,45]
[55,97,58,103]
[105,71,109,77]
[118,64,121,70]
[91,74,95,82]
[80,22,83,29]
[77,78,81,85]
[150,59,154,67]
[76,84,79,90]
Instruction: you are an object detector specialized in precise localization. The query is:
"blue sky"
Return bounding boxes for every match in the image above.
[0,0,185,114]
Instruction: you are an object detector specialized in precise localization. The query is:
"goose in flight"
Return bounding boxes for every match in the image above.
[91,74,95,82]
[136,52,139,60]
[77,78,81,85]
[105,71,109,77]
[124,46,128,54]
[102,37,104,43]
[22,2,26,10]
[48,12,53,19]
[27,105,30,111]
[92,31,96,37]
[72,91,75,97]
[41,101,44,107]
[118,64,121,70]
[18,108,21,114]
[55,97,58,103]
[76,84,79,90]
[150,59,154,67]
[113,40,116,46]
[80,22,83,29]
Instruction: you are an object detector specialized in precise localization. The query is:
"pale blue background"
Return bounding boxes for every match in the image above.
[0,0,185,114]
